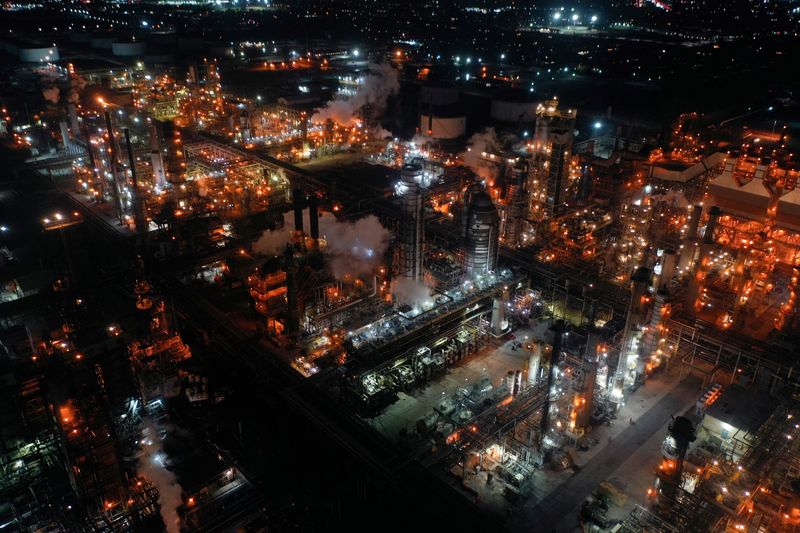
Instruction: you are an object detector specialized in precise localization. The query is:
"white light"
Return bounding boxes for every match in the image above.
[553,12,561,20]
[591,15,598,23]
[352,49,359,57]
[594,122,602,129]
[572,14,579,22]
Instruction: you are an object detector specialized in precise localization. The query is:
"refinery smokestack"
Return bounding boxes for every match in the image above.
[703,206,721,244]
[293,188,305,236]
[398,163,424,280]
[124,128,147,233]
[308,193,320,246]
[686,204,703,240]
[104,109,124,218]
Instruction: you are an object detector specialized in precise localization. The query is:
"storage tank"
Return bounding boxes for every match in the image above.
[491,90,538,123]
[112,41,146,57]
[91,36,116,49]
[19,46,59,62]
[177,37,204,51]
[419,104,466,140]
[69,33,91,44]
[420,84,459,106]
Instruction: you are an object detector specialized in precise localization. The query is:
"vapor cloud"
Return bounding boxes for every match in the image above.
[136,419,183,533]
[253,210,391,281]
[391,277,434,309]
[460,128,501,180]
[42,86,60,104]
[310,62,399,127]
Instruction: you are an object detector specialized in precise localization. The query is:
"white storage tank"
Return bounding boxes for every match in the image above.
[420,104,466,140]
[112,41,146,56]
[491,91,539,123]
[420,114,466,140]
[19,46,59,62]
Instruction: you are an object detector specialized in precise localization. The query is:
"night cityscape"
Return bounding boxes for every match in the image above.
[0,1,799,531]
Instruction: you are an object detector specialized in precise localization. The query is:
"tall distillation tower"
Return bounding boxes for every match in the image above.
[397,163,424,280]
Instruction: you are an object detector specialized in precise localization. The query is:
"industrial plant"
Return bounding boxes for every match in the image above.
[1,1,799,532]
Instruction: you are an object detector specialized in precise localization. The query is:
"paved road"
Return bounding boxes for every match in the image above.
[507,376,701,532]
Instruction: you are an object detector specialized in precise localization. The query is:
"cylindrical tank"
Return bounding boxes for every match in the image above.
[463,191,500,278]
[19,46,59,62]
[419,113,466,140]
[112,42,146,56]
[90,37,116,49]
[177,37,204,51]
[69,33,91,44]
[420,85,459,106]
[491,91,538,123]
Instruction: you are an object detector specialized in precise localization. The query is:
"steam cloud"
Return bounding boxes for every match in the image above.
[42,86,60,104]
[67,75,88,104]
[253,210,391,281]
[409,133,431,146]
[310,62,399,127]
[42,75,88,105]
[136,419,183,533]
[391,277,434,309]
[460,128,501,180]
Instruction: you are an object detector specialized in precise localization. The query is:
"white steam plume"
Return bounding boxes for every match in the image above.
[137,419,183,533]
[372,126,393,140]
[42,86,60,104]
[391,277,434,309]
[252,210,391,281]
[459,128,501,180]
[409,133,431,147]
[310,62,399,127]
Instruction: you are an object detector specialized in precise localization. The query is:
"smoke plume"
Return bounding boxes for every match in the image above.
[460,128,500,180]
[67,75,88,104]
[42,86,60,104]
[253,210,391,281]
[310,62,399,126]
[136,419,183,533]
[391,277,434,309]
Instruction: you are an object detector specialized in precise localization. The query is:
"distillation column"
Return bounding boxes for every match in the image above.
[503,160,528,246]
[398,163,424,280]
[678,204,703,275]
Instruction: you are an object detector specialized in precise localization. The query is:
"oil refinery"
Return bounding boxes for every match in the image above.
[1,2,800,532]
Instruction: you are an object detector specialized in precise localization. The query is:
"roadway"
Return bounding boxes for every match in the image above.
[506,375,701,532]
